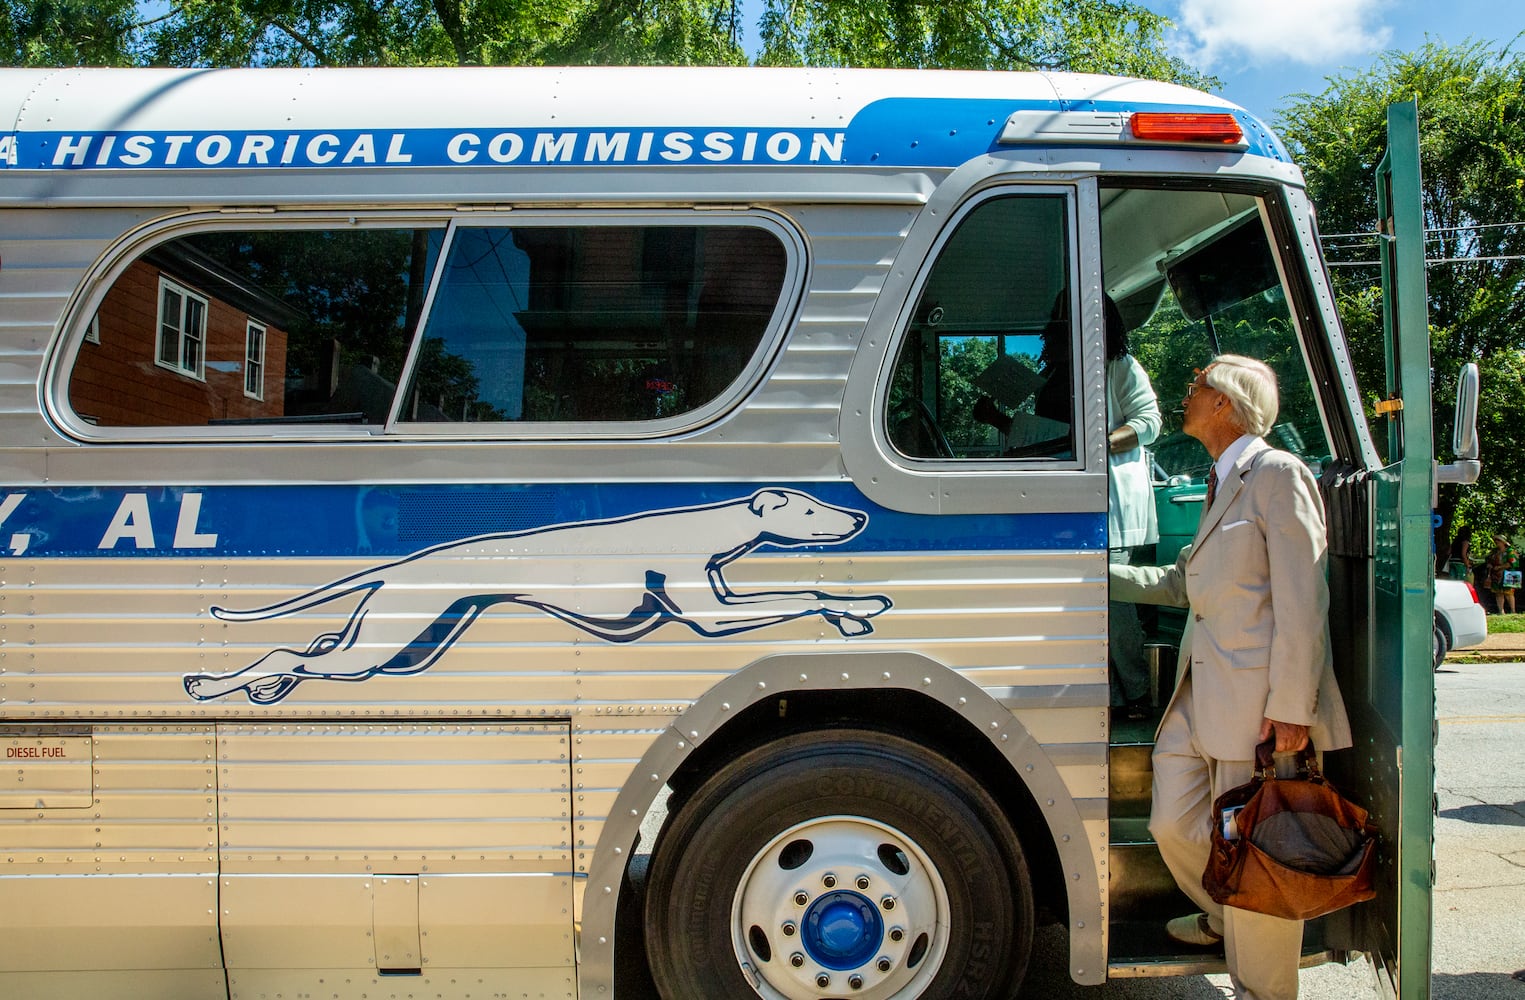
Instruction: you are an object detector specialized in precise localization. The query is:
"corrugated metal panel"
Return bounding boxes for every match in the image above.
[0,725,215,873]
[215,723,572,874]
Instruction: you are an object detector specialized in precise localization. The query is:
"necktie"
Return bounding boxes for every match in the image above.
[1205,466,1218,509]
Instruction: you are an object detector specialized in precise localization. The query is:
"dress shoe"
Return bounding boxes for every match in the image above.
[1166,912,1224,948]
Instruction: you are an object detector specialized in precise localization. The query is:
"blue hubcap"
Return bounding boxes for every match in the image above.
[800,890,883,971]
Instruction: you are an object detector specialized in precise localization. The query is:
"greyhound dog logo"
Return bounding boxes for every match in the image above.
[184,488,892,704]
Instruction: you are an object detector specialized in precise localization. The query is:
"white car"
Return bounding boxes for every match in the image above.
[1434,577,1488,668]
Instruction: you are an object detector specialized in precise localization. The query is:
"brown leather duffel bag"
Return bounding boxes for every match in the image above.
[1202,738,1378,921]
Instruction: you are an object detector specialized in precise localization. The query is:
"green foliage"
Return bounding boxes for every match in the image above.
[756,0,1214,85]
[1276,39,1525,540]
[3,0,1211,80]
[2,0,139,64]
[544,0,747,66]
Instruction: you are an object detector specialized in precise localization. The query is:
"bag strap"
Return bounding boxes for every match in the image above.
[1253,736,1321,781]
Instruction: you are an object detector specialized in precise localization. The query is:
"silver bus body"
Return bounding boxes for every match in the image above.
[0,67,1384,1000]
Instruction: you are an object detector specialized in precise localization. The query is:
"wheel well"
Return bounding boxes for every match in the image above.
[1434,610,1453,647]
[662,687,1066,918]
[614,687,1071,995]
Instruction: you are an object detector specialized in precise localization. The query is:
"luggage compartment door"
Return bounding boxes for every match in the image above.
[216,722,576,999]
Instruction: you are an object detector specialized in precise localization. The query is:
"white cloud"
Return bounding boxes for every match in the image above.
[1171,0,1393,69]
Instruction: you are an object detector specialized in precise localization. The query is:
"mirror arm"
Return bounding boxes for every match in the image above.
[1435,460,1481,486]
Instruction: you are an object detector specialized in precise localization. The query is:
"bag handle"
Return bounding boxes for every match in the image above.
[1253,736,1321,781]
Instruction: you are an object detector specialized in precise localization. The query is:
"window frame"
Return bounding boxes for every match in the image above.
[154,275,208,382]
[838,178,1105,519]
[49,208,803,444]
[876,185,1087,473]
[243,319,266,401]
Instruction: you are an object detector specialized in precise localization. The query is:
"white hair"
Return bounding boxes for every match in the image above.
[1206,355,1278,437]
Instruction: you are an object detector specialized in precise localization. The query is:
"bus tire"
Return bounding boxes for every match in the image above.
[643,728,1033,999]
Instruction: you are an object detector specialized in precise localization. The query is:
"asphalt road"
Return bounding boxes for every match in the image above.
[1019,660,1525,999]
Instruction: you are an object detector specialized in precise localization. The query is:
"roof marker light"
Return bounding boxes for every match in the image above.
[999,111,1126,144]
[1129,112,1245,146]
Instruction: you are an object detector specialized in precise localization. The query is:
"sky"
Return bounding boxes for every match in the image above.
[1148,0,1525,124]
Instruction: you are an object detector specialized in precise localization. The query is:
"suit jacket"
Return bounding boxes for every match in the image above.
[1111,437,1353,761]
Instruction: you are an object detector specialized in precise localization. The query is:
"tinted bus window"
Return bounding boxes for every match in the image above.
[69,228,445,429]
[886,194,1075,461]
[397,224,787,424]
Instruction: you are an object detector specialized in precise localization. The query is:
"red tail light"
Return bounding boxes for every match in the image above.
[1130,112,1244,145]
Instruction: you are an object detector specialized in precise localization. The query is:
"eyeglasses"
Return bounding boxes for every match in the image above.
[1184,367,1214,400]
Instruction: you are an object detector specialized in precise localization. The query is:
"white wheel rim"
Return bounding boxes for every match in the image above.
[729,815,951,999]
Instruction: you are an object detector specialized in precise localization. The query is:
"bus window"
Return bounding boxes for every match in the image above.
[67,227,445,428]
[396,223,787,424]
[885,193,1075,461]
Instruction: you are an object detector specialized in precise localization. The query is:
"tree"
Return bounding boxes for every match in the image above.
[140,0,587,67]
[2,0,140,64]
[1276,39,1525,551]
[3,0,1212,85]
[757,0,1213,86]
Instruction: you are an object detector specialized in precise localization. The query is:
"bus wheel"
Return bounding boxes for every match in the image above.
[643,729,1032,999]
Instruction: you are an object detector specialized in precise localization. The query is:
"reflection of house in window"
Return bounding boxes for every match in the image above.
[244,321,266,400]
[70,245,299,427]
[156,276,207,379]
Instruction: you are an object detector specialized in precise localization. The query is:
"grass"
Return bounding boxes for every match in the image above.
[1486,613,1525,634]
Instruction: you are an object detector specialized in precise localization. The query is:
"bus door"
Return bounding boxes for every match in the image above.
[1327,99,1435,1000]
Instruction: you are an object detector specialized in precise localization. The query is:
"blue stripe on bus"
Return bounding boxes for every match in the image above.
[0,483,1106,558]
[1,98,1283,171]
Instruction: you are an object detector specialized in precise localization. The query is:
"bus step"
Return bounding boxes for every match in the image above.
[1108,840,1192,922]
[1108,918,1333,975]
[1106,917,1230,970]
[1108,741,1154,818]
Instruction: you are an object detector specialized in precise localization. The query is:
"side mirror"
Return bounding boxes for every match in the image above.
[1436,362,1480,491]
[1452,362,1479,460]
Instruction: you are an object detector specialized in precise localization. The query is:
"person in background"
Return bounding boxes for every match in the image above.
[1103,295,1162,720]
[1451,526,1474,582]
[1111,356,1351,1000]
[1486,534,1520,615]
[1473,530,1497,613]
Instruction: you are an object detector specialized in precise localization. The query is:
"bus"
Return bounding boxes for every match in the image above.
[0,67,1469,1000]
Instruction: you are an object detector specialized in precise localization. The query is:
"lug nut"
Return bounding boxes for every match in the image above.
[816,972,831,988]
[823,873,837,888]
[881,895,896,911]
[856,875,871,890]
[878,957,893,972]
[889,927,905,942]
[794,891,809,906]
[790,952,805,968]
[782,921,797,936]
[849,974,864,990]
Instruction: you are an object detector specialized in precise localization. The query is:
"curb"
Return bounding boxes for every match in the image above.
[1446,651,1524,663]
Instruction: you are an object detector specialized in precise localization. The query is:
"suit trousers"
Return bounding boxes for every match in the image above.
[1150,677,1305,1000]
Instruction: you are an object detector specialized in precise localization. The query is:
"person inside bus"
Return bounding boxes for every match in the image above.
[1109,355,1352,1000]
[972,291,1074,458]
[1100,296,1162,721]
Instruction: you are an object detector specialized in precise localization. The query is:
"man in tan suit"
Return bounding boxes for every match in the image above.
[1111,355,1352,1000]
